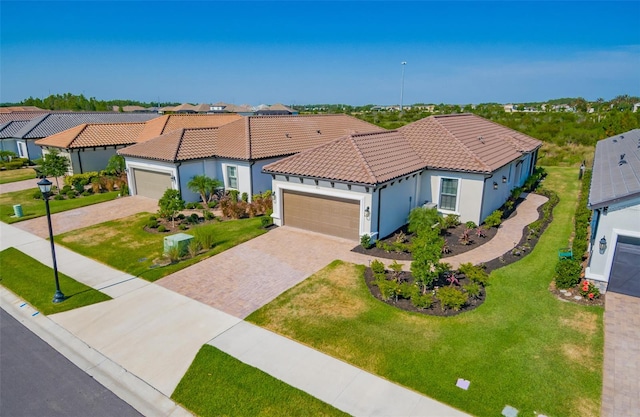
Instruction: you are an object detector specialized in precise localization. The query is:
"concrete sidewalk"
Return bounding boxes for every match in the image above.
[0,176,64,194]
[1,223,470,416]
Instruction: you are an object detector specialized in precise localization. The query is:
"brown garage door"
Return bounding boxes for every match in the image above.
[283,190,360,240]
[133,169,172,199]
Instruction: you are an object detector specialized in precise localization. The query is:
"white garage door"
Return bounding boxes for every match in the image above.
[133,169,172,199]
[282,190,360,240]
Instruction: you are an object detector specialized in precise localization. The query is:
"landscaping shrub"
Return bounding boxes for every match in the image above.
[203,210,214,221]
[579,279,600,300]
[484,210,503,227]
[375,278,399,301]
[465,221,477,229]
[74,182,85,193]
[82,190,92,197]
[572,170,592,260]
[443,214,461,229]
[65,191,76,199]
[207,201,217,209]
[32,190,43,200]
[554,259,582,289]
[157,225,167,232]
[436,286,468,311]
[370,259,386,274]
[241,192,249,202]
[66,171,99,187]
[458,262,489,285]
[179,224,188,230]
[61,185,72,193]
[177,213,186,220]
[194,228,215,250]
[360,234,373,249]
[54,194,65,200]
[149,215,157,221]
[410,287,433,309]
[165,245,182,263]
[260,216,272,228]
[185,202,199,209]
[187,239,201,258]
[463,282,482,299]
[146,219,159,228]
[228,190,239,203]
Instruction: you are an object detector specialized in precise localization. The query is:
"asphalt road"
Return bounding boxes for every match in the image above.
[0,308,142,417]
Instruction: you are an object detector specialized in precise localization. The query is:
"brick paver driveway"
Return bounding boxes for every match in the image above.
[157,226,376,318]
[12,196,159,238]
[601,292,640,417]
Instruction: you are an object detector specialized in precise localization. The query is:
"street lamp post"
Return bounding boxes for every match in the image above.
[37,178,65,303]
[400,61,407,112]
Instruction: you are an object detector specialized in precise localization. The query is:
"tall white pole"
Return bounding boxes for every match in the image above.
[400,61,407,112]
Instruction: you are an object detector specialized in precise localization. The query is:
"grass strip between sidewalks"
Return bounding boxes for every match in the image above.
[0,247,111,315]
[172,344,348,417]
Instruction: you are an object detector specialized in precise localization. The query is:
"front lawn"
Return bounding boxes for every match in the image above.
[56,213,267,282]
[0,167,37,184]
[247,167,603,417]
[0,188,120,224]
[0,247,111,315]
[172,345,348,417]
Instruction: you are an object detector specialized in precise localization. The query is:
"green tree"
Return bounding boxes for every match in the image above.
[187,174,223,207]
[39,149,69,192]
[0,150,17,162]
[158,189,185,228]
[105,154,126,175]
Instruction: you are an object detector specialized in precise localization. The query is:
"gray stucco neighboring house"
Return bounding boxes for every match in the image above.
[14,112,159,161]
[585,129,640,297]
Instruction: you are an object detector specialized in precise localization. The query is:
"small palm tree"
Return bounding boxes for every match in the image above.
[187,175,222,208]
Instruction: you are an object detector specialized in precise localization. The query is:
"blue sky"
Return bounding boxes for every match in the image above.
[2,1,639,105]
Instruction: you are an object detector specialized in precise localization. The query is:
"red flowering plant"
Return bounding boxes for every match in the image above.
[579,280,600,300]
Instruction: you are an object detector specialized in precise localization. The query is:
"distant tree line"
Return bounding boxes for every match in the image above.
[1,93,179,112]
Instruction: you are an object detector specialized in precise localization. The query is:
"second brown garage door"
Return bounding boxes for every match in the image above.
[282,190,360,240]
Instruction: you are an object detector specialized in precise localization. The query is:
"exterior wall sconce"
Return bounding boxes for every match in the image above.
[502,176,507,183]
[493,182,498,190]
[271,191,276,203]
[364,206,370,220]
[170,175,176,182]
[599,236,607,254]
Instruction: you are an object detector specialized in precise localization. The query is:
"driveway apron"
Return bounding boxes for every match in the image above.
[601,292,640,417]
[157,227,366,318]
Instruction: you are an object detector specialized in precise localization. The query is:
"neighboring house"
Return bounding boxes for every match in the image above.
[118,114,384,200]
[36,123,147,175]
[35,114,243,175]
[585,129,640,297]
[264,113,541,241]
[633,103,640,113]
[13,112,160,161]
[209,102,255,115]
[0,111,50,154]
[255,103,298,116]
[0,120,31,153]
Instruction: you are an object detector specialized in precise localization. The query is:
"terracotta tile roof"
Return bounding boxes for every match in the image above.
[216,114,384,160]
[399,113,541,173]
[118,128,218,162]
[589,129,640,209]
[0,106,45,113]
[263,130,425,185]
[35,123,147,149]
[14,112,159,139]
[136,114,242,142]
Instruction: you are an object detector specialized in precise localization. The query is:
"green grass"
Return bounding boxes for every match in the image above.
[247,166,603,417]
[0,247,111,315]
[0,188,120,224]
[172,345,348,417]
[0,168,37,184]
[57,213,267,281]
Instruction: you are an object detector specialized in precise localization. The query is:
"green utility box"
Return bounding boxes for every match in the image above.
[163,233,194,256]
[13,204,23,218]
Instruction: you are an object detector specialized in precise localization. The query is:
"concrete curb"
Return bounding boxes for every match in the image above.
[0,287,193,417]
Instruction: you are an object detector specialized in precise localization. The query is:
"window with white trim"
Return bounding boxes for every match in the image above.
[226,165,238,189]
[439,178,458,211]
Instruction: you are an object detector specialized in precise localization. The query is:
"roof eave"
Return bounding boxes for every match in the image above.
[588,192,640,210]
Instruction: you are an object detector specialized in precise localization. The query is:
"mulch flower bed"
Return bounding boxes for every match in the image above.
[363,268,486,317]
[548,280,605,307]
